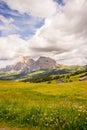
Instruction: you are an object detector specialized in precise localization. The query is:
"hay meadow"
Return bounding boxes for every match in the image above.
[0,81,87,130]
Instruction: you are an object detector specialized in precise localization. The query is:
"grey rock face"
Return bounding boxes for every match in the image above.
[1,56,57,73]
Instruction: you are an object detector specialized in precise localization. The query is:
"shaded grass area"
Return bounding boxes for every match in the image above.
[0,81,87,129]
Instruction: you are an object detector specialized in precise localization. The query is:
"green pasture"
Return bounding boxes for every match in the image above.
[0,81,87,129]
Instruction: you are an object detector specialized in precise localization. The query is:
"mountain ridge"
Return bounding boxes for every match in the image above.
[1,56,58,73]
[0,56,86,81]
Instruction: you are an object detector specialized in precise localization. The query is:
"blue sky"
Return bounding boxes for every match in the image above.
[0,0,64,39]
[0,0,87,67]
[55,0,64,5]
[0,1,44,39]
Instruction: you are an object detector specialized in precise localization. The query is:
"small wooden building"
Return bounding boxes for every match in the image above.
[56,79,64,83]
[79,76,87,81]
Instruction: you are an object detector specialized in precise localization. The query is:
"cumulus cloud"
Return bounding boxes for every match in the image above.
[27,0,87,65]
[0,0,87,66]
[3,0,58,18]
[0,35,30,60]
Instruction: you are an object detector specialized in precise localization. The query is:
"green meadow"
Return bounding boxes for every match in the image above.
[0,81,87,130]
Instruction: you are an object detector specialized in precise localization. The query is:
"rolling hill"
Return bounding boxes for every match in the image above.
[0,56,86,82]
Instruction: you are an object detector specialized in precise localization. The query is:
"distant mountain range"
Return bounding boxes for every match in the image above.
[1,56,58,73]
[0,56,87,82]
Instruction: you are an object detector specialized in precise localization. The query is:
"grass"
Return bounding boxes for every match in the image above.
[19,70,45,80]
[0,81,87,129]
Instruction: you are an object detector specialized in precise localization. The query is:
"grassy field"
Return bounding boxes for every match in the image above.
[0,81,87,130]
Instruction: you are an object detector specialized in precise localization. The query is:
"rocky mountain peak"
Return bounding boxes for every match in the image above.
[1,56,57,73]
[36,56,57,70]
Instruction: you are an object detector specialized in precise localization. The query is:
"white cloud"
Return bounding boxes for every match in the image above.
[0,15,13,24]
[0,15,19,35]
[0,35,30,60]
[3,0,58,18]
[1,0,87,66]
[27,0,87,65]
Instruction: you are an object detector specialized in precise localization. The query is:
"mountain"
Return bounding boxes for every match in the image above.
[1,56,57,73]
[33,56,57,70]
[0,56,86,82]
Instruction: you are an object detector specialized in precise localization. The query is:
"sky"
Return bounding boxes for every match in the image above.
[0,0,87,67]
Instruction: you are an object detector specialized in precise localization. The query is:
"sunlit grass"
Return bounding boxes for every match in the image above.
[0,81,87,129]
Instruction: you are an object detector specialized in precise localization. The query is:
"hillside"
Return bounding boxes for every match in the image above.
[21,68,87,83]
[0,64,86,83]
[0,56,86,82]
